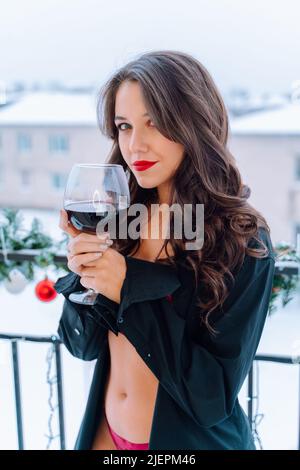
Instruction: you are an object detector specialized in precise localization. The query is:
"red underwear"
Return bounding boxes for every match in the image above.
[105,414,149,450]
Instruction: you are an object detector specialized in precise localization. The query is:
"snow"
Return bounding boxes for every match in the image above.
[0,92,99,126]
[0,209,299,449]
[230,102,300,135]
[5,208,63,241]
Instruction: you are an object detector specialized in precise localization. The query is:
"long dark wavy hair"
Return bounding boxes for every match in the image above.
[96,50,272,334]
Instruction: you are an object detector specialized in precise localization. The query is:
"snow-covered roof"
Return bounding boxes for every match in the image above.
[2,90,299,135]
[0,91,99,126]
[230,102,300,136]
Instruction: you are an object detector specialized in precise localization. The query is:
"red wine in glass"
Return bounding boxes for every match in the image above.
[63,164,130,305]
[65,201,118,234]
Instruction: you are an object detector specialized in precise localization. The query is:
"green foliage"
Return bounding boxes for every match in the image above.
[268,241,300,315]
[0,208,68,282]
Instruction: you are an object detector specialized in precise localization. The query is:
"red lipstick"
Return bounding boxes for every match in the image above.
[132,160,158,171]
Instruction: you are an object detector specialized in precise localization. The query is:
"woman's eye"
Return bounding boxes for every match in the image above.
[117,123,130,131]
[117,120,155,132]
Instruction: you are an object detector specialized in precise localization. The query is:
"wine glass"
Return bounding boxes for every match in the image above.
[63,163,130,305]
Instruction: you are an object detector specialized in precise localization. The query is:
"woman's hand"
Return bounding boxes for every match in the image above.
[59,208,108,275]
[59,209,127,304]
[60,206,112,275]
[78,246,127,304]
[59,208,82,238]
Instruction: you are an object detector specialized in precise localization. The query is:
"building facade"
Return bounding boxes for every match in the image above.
[229,102,300,245]
[0,92,112,209]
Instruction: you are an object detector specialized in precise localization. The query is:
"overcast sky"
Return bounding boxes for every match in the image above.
[1,0,300,95]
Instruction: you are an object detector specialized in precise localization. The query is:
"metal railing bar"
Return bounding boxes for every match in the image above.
[11,341,24,450]
[54,340,65,450]
[255,354,299,365]
[0,334,62,344]
[1,249,299,276]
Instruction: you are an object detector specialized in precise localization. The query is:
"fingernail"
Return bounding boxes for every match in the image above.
[105,239,113,246]
[96,252,103,257]
[99,244,108,250]
[97,232,109,241]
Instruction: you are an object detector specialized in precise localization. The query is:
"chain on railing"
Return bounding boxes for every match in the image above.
[0,333,65,450]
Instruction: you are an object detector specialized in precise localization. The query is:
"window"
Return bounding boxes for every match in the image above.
[51,173,67,190]
[49,135,69,153]
[20,169,31,188]
[17,134,32,152]
[295,155,300,181]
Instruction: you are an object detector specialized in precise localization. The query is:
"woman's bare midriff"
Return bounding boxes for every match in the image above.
[90,328,159,450]
[91,207,174,450]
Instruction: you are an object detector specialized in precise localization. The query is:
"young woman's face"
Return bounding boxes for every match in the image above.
[114,81,185,200]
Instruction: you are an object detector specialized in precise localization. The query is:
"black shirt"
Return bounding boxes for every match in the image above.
[54,228,275,450]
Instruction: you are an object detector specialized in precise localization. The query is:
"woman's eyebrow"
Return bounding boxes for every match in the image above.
[114,112,149,121]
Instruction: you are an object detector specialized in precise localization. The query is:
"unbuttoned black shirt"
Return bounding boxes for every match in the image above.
[54,228,275,450]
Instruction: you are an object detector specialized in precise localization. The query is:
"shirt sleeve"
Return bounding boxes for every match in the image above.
[97,232,275,428]
[54,272,119,361]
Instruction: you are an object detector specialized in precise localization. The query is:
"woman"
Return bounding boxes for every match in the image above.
[55,50,275,450]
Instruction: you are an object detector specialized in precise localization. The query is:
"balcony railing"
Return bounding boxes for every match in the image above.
[1,332,299,450]
[1,249,300,450]
[247,354,300,450]
[0,333,65,450]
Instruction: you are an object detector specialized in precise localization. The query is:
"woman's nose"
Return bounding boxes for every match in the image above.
[128,129,149,153]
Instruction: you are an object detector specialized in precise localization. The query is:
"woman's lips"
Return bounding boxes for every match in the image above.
[132,161,158,171]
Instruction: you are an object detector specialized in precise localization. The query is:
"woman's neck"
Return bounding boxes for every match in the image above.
[157,182,171,206]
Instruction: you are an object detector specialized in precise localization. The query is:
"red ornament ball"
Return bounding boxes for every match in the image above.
[35,278,57,302]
